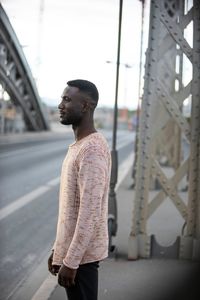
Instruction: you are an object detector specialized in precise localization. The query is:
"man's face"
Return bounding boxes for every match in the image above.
[58,86,85,125]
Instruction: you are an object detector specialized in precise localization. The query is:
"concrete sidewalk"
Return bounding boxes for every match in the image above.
[44,170,199,300]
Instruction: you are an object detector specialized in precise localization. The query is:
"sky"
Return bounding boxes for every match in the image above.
[1,0,150,109]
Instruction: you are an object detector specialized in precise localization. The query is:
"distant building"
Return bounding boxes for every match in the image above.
[94,107,113,129]
[0,99,25,134]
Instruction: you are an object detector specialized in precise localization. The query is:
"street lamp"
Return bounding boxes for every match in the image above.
[107,0,123,256]
[106,60,133,108]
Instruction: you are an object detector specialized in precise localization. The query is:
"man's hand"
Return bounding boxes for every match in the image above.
[58,264,77,288]
[48,251,60,276]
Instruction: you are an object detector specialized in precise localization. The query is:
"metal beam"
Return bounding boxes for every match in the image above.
[128,0,200,261]
[0,4,49,131]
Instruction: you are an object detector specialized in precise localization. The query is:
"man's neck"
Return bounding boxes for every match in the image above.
[72,123,97,141]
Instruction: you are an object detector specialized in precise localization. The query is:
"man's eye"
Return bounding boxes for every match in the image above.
[63,97,71,102]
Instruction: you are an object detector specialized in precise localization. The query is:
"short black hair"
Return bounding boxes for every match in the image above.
[67,79,99,104]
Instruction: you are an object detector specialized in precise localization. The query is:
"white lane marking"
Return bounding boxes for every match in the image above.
[116,152,134,190]
[0,177,60,221]
[47,177,60,187]
[30,152,134,300]
[31,275,57,300]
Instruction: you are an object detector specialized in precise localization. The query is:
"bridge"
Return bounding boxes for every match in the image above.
[0,3,49,131]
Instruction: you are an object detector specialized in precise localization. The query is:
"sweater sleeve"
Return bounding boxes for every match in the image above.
[63,146,108,269]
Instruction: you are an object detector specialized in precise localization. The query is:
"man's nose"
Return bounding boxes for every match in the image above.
[58,101,63,109]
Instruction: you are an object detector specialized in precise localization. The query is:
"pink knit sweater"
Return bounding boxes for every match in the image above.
[52,132,111,269]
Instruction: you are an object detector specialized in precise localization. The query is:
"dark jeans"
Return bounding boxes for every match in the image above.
[65,261,99,300]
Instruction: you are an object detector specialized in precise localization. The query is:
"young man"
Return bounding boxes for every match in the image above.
[48,79,111,300]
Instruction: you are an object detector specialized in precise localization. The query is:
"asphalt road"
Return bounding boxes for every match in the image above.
[0,130,135,300]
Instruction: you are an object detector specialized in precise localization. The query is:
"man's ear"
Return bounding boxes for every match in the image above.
[82,100,90,112]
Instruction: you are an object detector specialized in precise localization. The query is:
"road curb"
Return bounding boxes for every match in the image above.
[0,131,70,146]
[31,275,57,300]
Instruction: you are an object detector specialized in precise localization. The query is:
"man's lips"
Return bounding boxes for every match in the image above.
[59,111,65,117]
